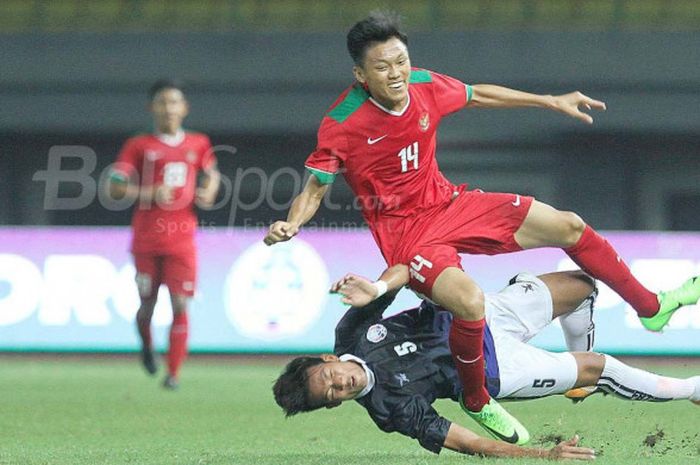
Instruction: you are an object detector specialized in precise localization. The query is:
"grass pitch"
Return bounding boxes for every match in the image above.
[0,356,698,465]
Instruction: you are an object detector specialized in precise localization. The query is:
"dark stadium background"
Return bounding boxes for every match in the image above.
[1,0,699,231]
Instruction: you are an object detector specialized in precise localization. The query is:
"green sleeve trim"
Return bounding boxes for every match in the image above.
[109,172,128,184]
[306,167,336,184]
[327,85,370,123]
[409,69,432,84]
[466,84,473,104]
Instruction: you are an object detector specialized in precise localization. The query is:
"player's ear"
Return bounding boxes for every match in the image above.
[326,401,342,409]
[353,65,366,85]
[320,354,339,363]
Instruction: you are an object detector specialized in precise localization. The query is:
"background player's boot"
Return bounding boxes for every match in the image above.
[564,386,600,404]
[460,397,530,445]
[141,347,158,375]
[162,374,179,390]
[640,277,700,332]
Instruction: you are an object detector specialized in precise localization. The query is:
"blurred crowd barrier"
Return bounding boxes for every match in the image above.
[1,227,699,354]
[2,0,700,33]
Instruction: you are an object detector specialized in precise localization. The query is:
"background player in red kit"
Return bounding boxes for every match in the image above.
[109,79,220,390]
[264,12,700,440]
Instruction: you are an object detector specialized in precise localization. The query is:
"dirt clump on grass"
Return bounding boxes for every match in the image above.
[643,428,665,448]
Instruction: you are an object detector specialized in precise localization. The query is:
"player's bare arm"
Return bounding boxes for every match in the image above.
[444,424,595,460]
[195,164,221,209]
[331,265,409,306]
[264,175,329,245]
[469,84,606,124]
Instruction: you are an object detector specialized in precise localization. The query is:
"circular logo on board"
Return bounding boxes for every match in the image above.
[224,240,329,340]
[366,324,387,343]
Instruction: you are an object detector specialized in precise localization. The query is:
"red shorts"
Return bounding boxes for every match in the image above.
[133,249,197,298]
[389,191,534,298]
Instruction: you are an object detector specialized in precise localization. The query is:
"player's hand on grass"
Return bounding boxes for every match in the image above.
[547,435,596,461]
[330,273,377,306]
[552,92,606,124]
[264,221,299,245]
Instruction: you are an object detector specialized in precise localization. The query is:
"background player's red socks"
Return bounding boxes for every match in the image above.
[168,312,189,378]
[448,317,491,412]
[565,225,658,317]
[136,313,152,350]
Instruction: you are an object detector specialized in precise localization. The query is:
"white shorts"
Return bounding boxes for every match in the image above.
[485,272,578,399]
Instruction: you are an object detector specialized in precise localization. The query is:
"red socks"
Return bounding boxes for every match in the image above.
[449,318,491,412]
[168,312,189,378]
[565,226,659,317]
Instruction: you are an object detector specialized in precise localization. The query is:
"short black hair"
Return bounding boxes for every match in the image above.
[272,356,326,417]
[148,79,185,101]
[347,10,408,66]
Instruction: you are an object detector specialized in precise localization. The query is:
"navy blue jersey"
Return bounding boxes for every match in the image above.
[334,293,499,454]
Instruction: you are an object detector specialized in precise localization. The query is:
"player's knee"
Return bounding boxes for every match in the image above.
[569,270,596,292]
[559,211,586,246]
[451,287,485,320]
[171,295,189,313]
[574,352,605,385]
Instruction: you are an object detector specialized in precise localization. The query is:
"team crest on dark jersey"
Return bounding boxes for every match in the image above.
[418,112,430,132]
[366,324,387,343]
[186,150,197,163]
[395,373,410,387]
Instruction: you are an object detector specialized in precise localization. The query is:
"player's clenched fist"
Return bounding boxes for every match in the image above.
[264,221,299,246]
[154,185,175,205]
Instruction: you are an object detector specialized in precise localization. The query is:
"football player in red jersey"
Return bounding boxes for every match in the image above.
[109,79,220,390]
[264,12,700,439]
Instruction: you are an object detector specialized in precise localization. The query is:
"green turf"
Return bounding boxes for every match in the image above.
[0,357,698,465]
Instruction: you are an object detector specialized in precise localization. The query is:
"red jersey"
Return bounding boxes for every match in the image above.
[113,131,215,254]
[305,69,471,259]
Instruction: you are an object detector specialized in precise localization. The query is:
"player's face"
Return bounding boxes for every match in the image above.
[306,359,368,407]
[150,88,189,135]
[354,37,411,112]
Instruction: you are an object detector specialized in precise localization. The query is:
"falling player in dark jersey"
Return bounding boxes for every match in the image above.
[273,270,700,458]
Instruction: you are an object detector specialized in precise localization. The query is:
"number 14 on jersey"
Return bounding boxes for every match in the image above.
[398,142,419,173]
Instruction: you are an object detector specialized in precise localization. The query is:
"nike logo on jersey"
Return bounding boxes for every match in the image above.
[512,195,521,207]
[367,134,388,145]
[455,354,482,364]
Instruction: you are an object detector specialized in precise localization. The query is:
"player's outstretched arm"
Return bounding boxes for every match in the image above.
[331,265,409,306]
[264,175,329,245]
[444,423,595,460]
[469,84,606,124]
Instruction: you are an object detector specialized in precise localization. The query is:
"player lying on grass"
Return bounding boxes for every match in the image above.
[273,270,700,460]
